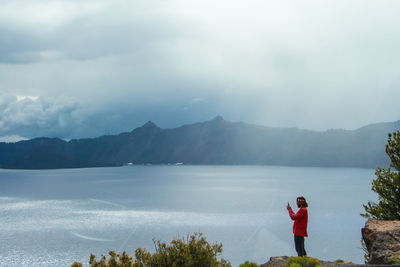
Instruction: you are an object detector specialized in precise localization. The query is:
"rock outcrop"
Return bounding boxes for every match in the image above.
[260,256,289,267]
[260,256,355,267]
[362,218,400,264]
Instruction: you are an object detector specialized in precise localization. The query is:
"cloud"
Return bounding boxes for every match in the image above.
[0,0,181,63]
[0,0,399,139]
[0,94,82,138]
[0,135,27,142]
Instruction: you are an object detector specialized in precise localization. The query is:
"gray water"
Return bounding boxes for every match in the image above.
[0,165,376,267]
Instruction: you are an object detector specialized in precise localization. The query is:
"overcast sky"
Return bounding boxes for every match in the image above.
[1,0,399,141]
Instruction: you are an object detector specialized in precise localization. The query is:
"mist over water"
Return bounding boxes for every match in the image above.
[0,166,376,266]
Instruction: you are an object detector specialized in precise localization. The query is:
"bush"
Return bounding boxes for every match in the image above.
[362,131,400,220]
[71,233,231,267]
[88,251,134,267]
[286,256,320,267]
[391,256,400,264]
[239,261,259,267]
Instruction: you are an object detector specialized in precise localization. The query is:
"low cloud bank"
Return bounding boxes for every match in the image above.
[0,94,82,139]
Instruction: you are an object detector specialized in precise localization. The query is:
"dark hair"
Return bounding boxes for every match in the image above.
[297,196,308,207]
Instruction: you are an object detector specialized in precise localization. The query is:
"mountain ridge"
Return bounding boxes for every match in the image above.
[1,116,399,169]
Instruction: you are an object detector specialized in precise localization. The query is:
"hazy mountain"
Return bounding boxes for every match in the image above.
[1,116,399,169]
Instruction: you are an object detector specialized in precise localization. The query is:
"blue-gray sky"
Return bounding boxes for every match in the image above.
[1,0,400,141]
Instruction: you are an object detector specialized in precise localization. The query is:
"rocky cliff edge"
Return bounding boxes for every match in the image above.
[362,218,400,265]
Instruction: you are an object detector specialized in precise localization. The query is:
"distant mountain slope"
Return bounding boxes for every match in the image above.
[1,116,399,169]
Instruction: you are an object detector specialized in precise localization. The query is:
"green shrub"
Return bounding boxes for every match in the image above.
[362,131,400,220]
[239,260,259,267]
[391,255,400,264]
[286,256,320,267]
[87,251,134,267]
[71,232,231,267]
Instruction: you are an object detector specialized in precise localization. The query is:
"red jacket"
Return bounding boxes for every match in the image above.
[288,207,308,237]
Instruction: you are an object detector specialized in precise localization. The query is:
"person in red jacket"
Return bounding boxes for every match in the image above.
[287,196,308,256]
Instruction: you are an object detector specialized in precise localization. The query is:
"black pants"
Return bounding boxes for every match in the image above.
[294,235,307,256]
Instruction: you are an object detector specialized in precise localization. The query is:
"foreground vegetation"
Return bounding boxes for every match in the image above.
[238,261,259,267]
[70,234,341,267]
[362,130,400,220]
[286,256,320,267]
[71,233,231,267]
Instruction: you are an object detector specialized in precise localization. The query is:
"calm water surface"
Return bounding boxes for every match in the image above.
[0,165,376,266]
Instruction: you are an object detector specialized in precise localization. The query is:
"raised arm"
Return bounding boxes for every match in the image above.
[288,208,306,221]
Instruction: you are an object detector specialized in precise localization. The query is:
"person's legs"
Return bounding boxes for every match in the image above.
[302,239,307,257]
[294,235,307,256]
[294,235,301,256]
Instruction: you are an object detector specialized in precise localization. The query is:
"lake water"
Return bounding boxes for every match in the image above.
[0,165,376,267]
